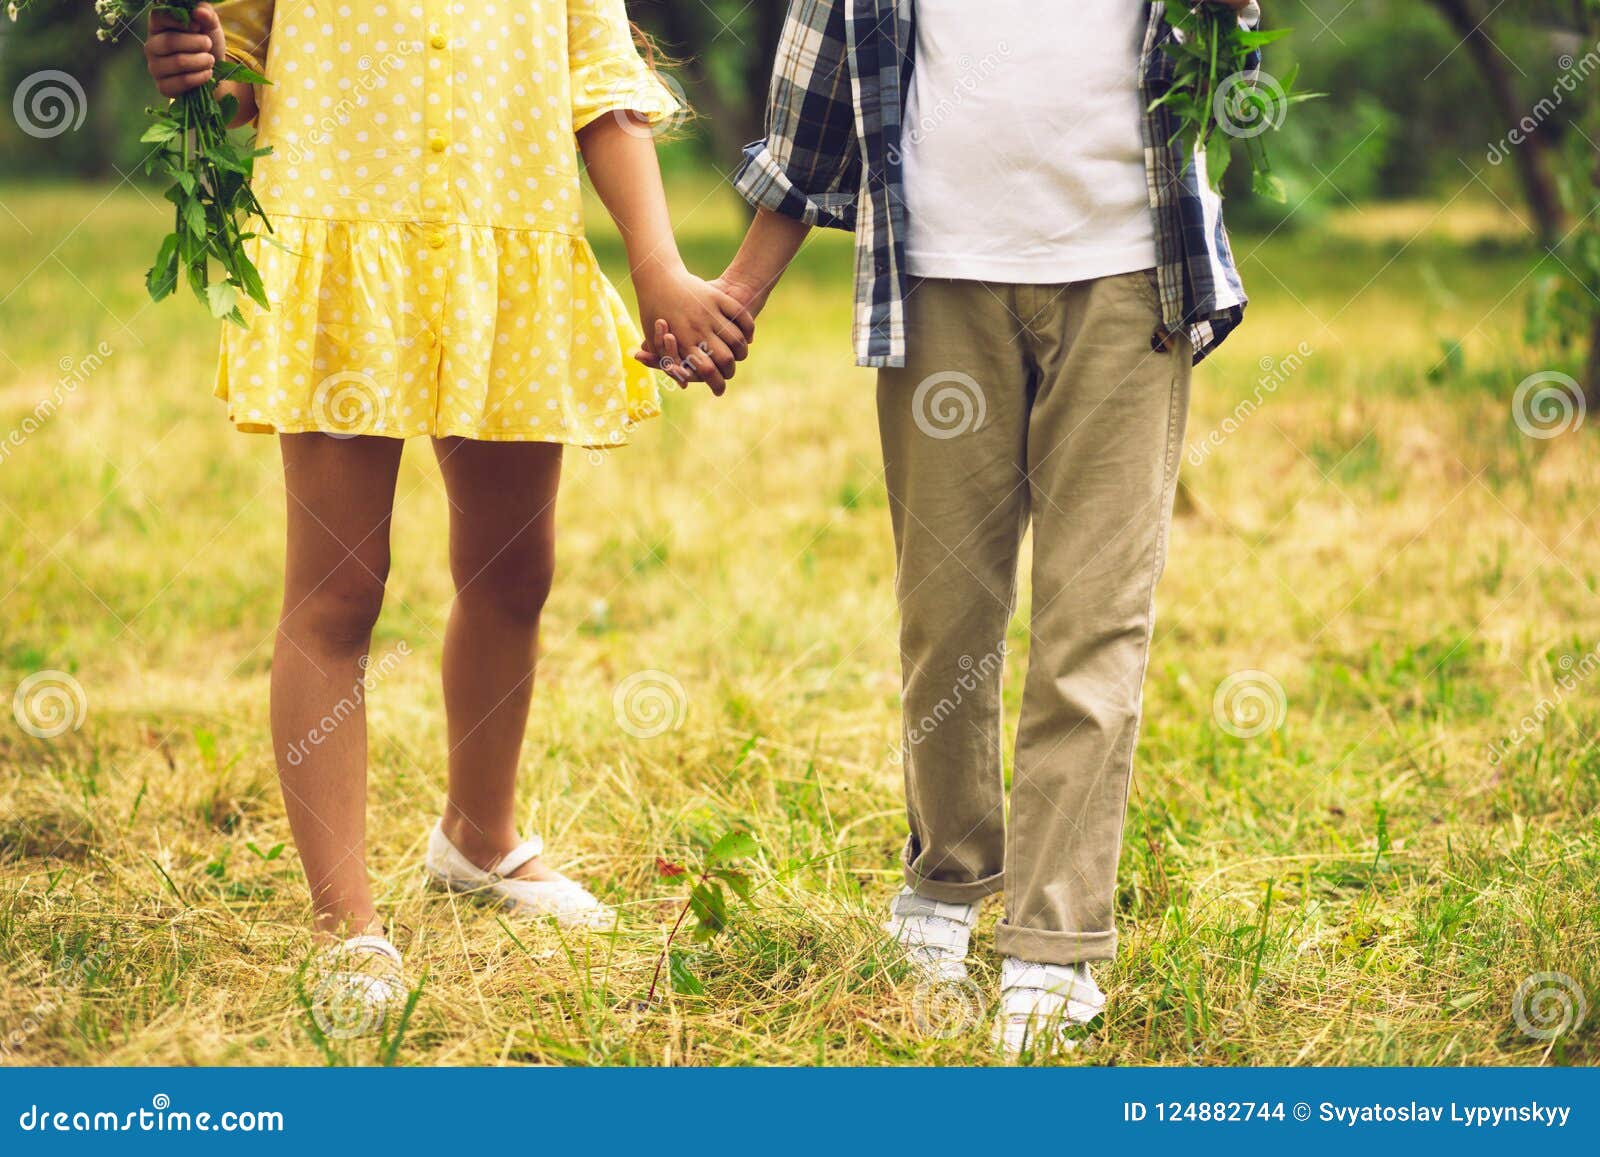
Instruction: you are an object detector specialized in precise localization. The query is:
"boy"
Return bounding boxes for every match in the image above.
[657,0,1259,1053]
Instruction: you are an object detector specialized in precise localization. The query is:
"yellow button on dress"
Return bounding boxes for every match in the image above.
[212,0,679,444]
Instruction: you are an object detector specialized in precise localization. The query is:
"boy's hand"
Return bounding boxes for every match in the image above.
[635,273,770,390]
[146,3,226,97]
[634,267,755,396]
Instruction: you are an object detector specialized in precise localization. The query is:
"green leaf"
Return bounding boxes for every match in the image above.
[1253,170,1288,203]
[182,196,206,240]
[710,868,754,904]
[140,121,180,144]
[707,831,758,866]
[1235,28,1292,49]
[145,233,180,302]
[235,253,270,310]
[688,881,728,938]
[668,951,705,996]
[214,59,270,87]
[1205,130,1233,193]
[206,281,239,320]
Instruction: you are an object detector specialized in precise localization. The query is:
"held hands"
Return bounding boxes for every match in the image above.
[633,272,768,395]
[631,267,756,396]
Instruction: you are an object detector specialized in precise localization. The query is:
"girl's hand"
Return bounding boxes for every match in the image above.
[146,3,226,97]
[634,267,755,396]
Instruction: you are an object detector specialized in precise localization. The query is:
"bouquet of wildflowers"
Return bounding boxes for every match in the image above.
[8,0,273,323]
[1152,1,1318,202]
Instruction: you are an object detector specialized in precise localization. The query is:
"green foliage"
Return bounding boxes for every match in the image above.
[1151,2,1319,201]
[1525,0,1600,378]
[648,829,760,1000]
[9,0,274,322]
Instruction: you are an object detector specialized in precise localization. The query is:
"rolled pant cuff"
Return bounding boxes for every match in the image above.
[903,865,1005,905]
[994,921,1118,965]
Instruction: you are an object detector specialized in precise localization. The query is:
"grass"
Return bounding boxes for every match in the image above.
[0,175,1597,1066]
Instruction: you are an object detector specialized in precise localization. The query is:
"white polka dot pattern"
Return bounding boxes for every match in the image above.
[213,0,679,444]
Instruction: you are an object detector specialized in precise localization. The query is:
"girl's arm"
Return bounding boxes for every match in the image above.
[577,113,755,395]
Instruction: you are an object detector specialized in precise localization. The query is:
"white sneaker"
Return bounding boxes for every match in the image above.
[423,821,617,929]
[993,957,1106,1058]
[310,934,404,1039]
[884,887,977,982]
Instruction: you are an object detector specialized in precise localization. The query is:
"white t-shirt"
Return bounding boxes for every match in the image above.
[902,0,1158,284]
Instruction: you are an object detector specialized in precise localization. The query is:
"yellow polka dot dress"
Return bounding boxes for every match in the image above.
[212,0,678,444]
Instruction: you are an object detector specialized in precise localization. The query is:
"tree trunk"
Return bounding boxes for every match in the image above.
[1428,0,1565,243]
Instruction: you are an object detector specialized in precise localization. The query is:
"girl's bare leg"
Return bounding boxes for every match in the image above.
[273,433,405,938]
[431,437,565,882]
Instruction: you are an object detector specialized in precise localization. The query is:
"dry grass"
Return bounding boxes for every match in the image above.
[0,180,1596,1066]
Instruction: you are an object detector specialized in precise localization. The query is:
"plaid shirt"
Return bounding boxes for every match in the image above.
[732,0,1258,368]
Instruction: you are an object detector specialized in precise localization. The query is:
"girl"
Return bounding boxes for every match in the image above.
[144,0,753,1000]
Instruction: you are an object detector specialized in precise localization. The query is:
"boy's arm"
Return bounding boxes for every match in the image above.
[717,209,811,319]
[580,114,755,393]
[731,0,863,235]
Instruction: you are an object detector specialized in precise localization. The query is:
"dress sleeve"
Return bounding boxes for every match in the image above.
[567,0,681,132]
[214,0,275,76]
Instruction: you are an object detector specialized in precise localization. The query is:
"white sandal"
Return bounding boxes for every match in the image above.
[310,933,404,1039]
[423,821,617,929]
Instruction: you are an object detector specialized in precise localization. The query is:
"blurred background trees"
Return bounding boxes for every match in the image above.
[2,0,1597,397]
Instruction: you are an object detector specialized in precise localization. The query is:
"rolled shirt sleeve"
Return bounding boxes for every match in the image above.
[568,0,681,132]
[214,0,275,76]
[731,0,862,232]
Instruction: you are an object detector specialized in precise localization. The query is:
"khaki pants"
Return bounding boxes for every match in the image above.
[877,272,1191,965]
